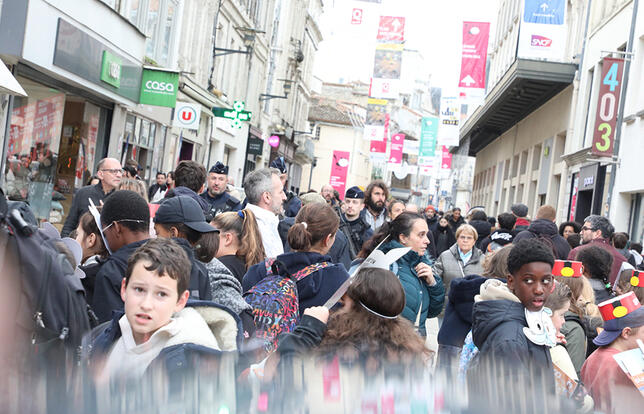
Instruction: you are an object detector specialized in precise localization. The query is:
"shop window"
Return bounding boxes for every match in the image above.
[124,0,178,67]
[520,150,528,175]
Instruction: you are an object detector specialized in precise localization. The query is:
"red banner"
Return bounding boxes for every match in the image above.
[377,16,405,43]
[458,22,490,90]
[351,8,363,25]
[441,146,452,169]
[330,150,350,199]
[389,133,404,163]
[370,139,386,153]
[591,57,624,156]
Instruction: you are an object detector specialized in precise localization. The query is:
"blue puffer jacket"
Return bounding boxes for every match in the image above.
[379,240,445,335]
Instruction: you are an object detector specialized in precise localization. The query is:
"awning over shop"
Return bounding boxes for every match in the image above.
[458,59,576,156]
[0,58,27,96]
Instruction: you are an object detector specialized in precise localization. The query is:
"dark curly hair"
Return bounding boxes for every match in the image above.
[317,268,432,363]
[507,239,555,275]
[576,245,613,294]
[100,190,149,233]
[558,221,581,237]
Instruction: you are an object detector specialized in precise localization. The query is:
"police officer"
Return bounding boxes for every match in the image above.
[200,161,241,219]
[339,186,374,258]
[270,156,301,217]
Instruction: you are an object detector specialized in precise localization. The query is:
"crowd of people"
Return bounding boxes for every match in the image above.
[2,156,644,413]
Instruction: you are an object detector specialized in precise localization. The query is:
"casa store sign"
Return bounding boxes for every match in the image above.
[139,68,179,108]
[591,58,624,156]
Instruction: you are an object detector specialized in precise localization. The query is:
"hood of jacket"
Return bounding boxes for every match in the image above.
[527,219,558,236]
[474,278,520,303]
[470,220,491,239]
[380,239,433,267]
[274,251,336,301]
[206,257,251,314]
[167,186,210,213]
[471,299,526,348]
[449,274,488,323]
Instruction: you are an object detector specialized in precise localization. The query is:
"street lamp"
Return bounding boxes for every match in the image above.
[214,33,256,57]
[260,79,294,101]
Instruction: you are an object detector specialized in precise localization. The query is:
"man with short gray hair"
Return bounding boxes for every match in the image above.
[243,168,286,258]
[568,214,627,283]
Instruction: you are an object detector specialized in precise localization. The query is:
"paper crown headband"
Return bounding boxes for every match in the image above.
[552,260,584,278]
[630,270,644,287]
[598,292,641,321]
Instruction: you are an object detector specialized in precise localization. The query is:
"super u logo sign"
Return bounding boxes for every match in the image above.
[173,102,201,131]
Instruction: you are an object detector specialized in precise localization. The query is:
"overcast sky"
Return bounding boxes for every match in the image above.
[314,0,499,96]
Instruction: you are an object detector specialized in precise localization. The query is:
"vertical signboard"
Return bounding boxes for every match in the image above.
[591,58,624,156]
[438,97,460,146]
[459,22,490,100]
[389,133,404,164]
[518,0,567,60]
[330,151,350,199]
[441,146,453,169]
[419,117,439,164]
[376,16,405,43]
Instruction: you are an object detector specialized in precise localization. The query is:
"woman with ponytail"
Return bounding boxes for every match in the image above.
[241,203,349,313]
[211,208,265,283]
[358,212,445,337]
[577,245,614,304]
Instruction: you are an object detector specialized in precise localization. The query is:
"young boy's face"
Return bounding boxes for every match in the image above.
[507,262,553,312]
[120,261,189,345]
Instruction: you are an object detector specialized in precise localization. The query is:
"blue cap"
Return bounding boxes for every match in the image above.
[270,157,287,174]
[154,196,218,234]
[345,186,364,199]
[209,161,228,175]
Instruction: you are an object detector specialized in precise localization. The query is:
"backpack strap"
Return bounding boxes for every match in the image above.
[291,262,332,282]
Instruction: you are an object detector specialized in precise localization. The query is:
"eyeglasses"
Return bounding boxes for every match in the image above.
[100,168,124,175]
[102,219,148,232]
[580,226,592,231]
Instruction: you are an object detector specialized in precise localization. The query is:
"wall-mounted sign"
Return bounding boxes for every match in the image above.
[100,50,122,88]
[591,57,624,156]
[247,137,264,155]
[268,135,280,148]
[139,68,179,107]
[212,101,252,128]
[173,102,201,130]
[518,0,567,61]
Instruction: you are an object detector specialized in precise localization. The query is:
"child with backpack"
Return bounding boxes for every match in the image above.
[242,203,349,351]
[577,245,614,304]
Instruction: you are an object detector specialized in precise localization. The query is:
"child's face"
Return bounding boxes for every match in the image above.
[550,301,570,333]
[120,261,189,345]
[507,262,553,312]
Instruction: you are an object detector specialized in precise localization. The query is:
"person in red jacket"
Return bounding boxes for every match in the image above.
[568,215,626,284]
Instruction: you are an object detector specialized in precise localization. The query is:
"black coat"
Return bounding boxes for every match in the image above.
[437,275,488,348]
[432,224,456,257]
[479,228,514,253]
[513,219,571,260]
[469,220,491,250]
[61,182,113,237]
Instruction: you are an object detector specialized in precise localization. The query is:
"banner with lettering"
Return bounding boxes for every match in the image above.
[330,151,350,200]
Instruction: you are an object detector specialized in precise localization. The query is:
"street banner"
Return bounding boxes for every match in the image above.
[458,22,490,98]
[518,0,567,61]
[441,145,453,169]
[403,139,419,155]
[370,138,387,154]
[330,151,350,200]
[376,16,405,43]
[389,133,404,164]
[438,97,460,146]
[369,77,400,99]
[591,57,624,156]
[419,116,439,163]
[366,98,388,125]
[372,44,403,79]
[351,8,363,25]
[173,102,202,130]
[364,125,385,141]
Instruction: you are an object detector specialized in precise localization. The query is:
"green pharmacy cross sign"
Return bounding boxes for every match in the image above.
[212,101,252,128]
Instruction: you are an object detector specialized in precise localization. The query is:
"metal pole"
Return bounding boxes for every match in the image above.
[606,0,639,216]
[0,94,14,183]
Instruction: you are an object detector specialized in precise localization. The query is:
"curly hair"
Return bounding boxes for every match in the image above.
[317,268,432,364]
[576,245,613,295]
[558,221,581,237]
[507,239,555,275]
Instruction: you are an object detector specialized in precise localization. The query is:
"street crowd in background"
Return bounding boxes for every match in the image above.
[1,156,643,413]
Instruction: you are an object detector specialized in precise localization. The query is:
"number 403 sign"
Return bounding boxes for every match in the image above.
[591,57,624,156]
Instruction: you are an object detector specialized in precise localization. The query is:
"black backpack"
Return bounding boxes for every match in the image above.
[0,188,92,355]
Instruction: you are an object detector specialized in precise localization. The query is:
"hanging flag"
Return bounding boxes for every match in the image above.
[389,133,404,164]
[591,57,624,156]
[364,98,388,140]
[438,97,460,146]
[351,8,363,25]
[419,117,439,164]
[458,22,490,101]
[441,146,453,169]
[330,151,350,200]
[376,16,405,43]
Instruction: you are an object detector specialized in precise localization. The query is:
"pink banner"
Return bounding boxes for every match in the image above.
[370,139,386,153]
[458,22,490,90]
[330,151,350,200]
[389,133,404,163]
[377,16,405,43]
[441,146,452,169]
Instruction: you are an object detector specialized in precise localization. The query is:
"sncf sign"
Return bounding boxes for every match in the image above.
[173,102,202,130]
[531,35,552,47]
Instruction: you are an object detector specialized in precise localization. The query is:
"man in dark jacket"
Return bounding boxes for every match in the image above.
[447,207,466,232]
[511,203,531,232]
[148,171,167,201]
[270,157,301,218]
[341,186,374,258]
[468,209,491,250]
[513,205,571,260]
[61,157,122,237]
[468,239,556,413]
[165,160,210,215]
[200,161,241,218]
[424,205,439,232]
[479,212,516,253]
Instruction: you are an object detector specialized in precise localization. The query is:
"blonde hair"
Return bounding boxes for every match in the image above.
[118,178,148,202]
[456,224,478,240]
[482,245,513,278]
[211,209,265,270]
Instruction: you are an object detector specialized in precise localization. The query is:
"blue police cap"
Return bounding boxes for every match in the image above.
[209,161,228,175]
[345,186,364,199]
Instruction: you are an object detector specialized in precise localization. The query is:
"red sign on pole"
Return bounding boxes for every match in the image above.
[377,16,405,43]
[458,22,490,90]
[389,133,404,163]
[370,139,386,154]
[591,57,624,156]
[330,151,350,200]
[351,8,363,25]
[441,146,452,169]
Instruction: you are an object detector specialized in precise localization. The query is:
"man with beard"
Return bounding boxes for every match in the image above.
[339,186,373,258]
[270,156,301,217]
[148,171,168,203]
[360,180,388,232]
[425,205,439,232]
[320,184,335,206]
[200,161,241,218]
